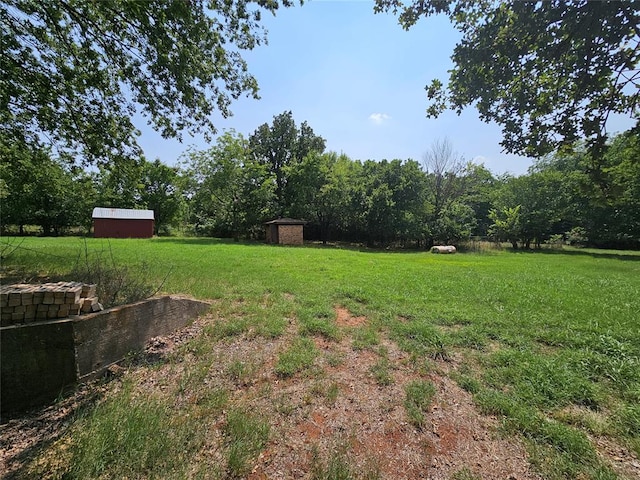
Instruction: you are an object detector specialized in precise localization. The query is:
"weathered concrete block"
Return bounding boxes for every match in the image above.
[8,293,21,307]
[1,320,77,414]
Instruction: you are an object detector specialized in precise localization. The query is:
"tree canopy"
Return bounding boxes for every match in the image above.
[1,0,292,165]
[249,110,326,213]
[375,0,639,161]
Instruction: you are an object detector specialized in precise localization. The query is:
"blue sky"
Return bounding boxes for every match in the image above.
[135,0,630,176]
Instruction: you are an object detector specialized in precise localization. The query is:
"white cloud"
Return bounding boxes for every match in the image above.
[368,113,391,125]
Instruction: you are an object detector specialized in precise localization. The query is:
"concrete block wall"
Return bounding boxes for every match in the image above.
[277,225,304,245]
[1,295,211,414]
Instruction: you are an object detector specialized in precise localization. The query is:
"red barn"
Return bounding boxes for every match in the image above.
[92,207,154,238]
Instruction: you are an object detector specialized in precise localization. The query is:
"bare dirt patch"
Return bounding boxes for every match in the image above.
[593,436,640,480]
[334,306,367,328]
[0,307,558,479]
[241,330,540,480]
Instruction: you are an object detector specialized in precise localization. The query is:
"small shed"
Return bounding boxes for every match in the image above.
[92,207,154,239]
[265,218,306,245]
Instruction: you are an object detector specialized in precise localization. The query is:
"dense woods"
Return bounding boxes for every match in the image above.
[2,112,638,250]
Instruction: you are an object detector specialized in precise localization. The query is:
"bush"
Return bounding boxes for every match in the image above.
[566,227,588,247]
[69,241,160,307]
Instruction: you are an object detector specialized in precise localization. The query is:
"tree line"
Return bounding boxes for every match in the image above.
[2,111,638,250]
[3,1,636,249]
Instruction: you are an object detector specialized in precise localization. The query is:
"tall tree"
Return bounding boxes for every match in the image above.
[1,0,293,166]
[489,167,574,249]
[95,159,144,209]
[488,205,521,250]
[286,151,356,244]
[375,1,639,163]
[537,133,640,249]
[139,159,184,235]
[422,138,467,220]
[358,159,430,246]
[0,139,96,235]
[249,111,326,213]
[422,138,482,245]
[460,163,496,237]
[181,130,274,239]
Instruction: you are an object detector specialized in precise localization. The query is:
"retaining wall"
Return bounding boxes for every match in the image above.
[1,295,211,414]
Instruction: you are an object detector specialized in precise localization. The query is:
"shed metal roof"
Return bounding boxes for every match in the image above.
[264,218,306,225]
[92,207,154,220]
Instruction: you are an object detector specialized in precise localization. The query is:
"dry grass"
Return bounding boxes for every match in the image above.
[3,308,542,480]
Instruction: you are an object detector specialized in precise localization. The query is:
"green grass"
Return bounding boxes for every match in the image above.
[450,468,482,480]
[309,446,381,480]
[370,357,394,386]
[3,236,640,478]
[310,447,354,480]
[66,380,205,479]
[275,337,318,377]
[223,408,270,477]
[352,324,380,350]
[404,379,437,429]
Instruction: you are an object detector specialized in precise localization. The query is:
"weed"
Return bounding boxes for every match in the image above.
[451,327,487,351]
[310,447,353,480]
[551,406,610,436]
[484,349,602,410]
[178,334,212,358]
[326,382,340,404]
[376,344,389,357]
[369,358,393,386]
[450,467,482,480]
[275,337,318,377]
[579,335,640,394]
[527,442,618,480]
[196,387,228,413]
[616,403,640,437]
[256,314,288,338]
[223,408,270,478]
[225,358,257,386]
[405,351,433,376]
[326,350,345,367]
[309,445,380,480]
[340,287,370,305]
[209,317,249,339]
[176,359,211,395]
[452,373,481,395]
[475,388,618,476]
[69,240,163,307]
[309,381,326,398]
[404,380,436,429]
[274,394,297,416]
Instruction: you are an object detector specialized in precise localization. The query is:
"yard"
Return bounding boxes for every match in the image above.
[1,237,639,479]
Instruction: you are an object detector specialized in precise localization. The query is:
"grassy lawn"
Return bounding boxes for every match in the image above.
[2,237,639,479]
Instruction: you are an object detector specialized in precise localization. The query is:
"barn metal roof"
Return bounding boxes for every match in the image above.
[92,207,154,220]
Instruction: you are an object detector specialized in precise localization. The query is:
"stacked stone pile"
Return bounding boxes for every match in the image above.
[0,282,103,326]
